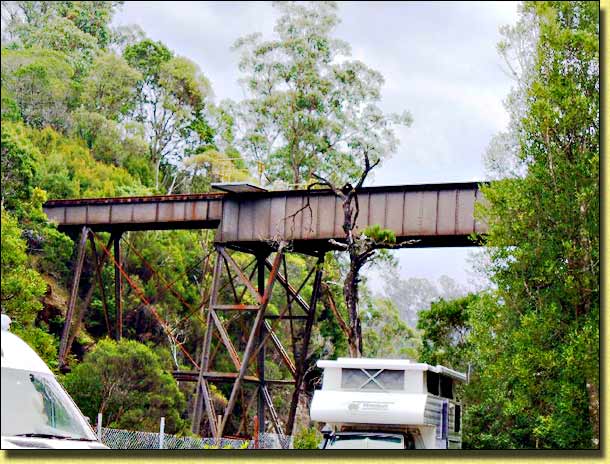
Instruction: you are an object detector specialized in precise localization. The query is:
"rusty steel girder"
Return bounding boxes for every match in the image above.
[43,182,488,250]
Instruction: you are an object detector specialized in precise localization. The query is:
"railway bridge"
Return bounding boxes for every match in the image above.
[43,181,487,440]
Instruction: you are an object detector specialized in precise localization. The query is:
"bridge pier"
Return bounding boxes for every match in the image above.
[191,243,325,440]
[112,231,123,340]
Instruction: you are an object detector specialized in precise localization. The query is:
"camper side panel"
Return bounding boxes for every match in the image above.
[424,395,462,449]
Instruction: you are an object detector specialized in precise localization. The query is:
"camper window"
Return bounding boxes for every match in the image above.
[440,375,453,399]
[341,368,404,391]
[426,371,439,395]
[455,404,461,433]
[427,372,454,399]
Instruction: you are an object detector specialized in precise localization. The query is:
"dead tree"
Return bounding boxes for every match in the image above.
[312,152,416,357]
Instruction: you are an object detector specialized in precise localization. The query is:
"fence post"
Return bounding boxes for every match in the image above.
[159,417,165,449]
[216,414,222,446]
[97,413,103,442]
[253,415,259,449]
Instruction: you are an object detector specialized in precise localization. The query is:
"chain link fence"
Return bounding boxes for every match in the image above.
[97,426,292,450]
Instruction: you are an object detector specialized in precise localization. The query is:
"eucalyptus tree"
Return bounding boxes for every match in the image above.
[1,1,123,49]
[230,1,411,188]
[123,39,214,192]
[1,48,75,130]
[1,1,124,77]
[80,52,142,121]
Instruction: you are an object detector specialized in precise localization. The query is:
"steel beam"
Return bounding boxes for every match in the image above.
[219,247,263,304]
[263,320,296,377]
[65,233,114,353]
[113,232,123,340]
[286,255,324,435]
[174,371,295,384]
[89,233,111,335]
[192,252,222,436]
[58,226,89,370]
[265,258,315,315]
[210,310,241,371]
[256,256,266,434]
[43,182,488,249]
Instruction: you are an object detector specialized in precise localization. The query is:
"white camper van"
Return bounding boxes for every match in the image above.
[1,314,107,449]
[310,357,466,449]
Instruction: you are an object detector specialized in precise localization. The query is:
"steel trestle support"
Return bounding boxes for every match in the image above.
[57,227,326,441]
[191,244,325,440]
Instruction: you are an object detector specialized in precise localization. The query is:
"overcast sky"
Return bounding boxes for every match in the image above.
[113,1,521,292]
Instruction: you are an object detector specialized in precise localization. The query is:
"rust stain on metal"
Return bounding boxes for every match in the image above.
[43,182,488,246]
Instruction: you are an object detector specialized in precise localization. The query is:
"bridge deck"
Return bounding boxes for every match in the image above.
[43,182,487,249]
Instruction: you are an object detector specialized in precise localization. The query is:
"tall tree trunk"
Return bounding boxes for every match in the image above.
[343,258,362,357]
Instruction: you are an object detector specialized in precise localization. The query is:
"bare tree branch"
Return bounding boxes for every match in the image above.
[328,239,349,250]
[321,284,351,341]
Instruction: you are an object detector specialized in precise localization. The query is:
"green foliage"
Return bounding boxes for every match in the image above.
[0,208,47,326]
[417,294,476,371]
[0,122,75,277]
[51,1,122,48]
[1,207,60,371]
[13,324,60,372]
[0,92,22,122]
[81,52,142,119]
[62,338,187,434]
[124,39,173,84]
[183,149,251,190]
[29,125,148,198]
[0,208,59,370]
[231,0,412,187]
[1,120,39,210]
[362,297,420,359]
[123,39,219,191]
[160,56,211,111]
[22,16,100,76]
[72,109,149,169]
[3,2,122,48]
[315,254,349,358]
[293,426,322,449]
[1,48,75,129]
[363,224,396,244]
[466,1,599,449]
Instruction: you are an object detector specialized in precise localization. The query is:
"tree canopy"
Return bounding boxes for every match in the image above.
[63,338,187,433]
[230,0,411,188]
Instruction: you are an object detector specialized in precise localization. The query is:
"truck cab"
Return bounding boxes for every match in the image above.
[1,314,107,449]
[310,357,466,449]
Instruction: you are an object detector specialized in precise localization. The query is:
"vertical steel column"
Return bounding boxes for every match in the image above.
[256,254,266,434]
[113,232,123,340]
[192,249,222,436]
[89,233,111,335]
[58,226,89,370]
[286,254,325,435]
[65,233,114,353]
